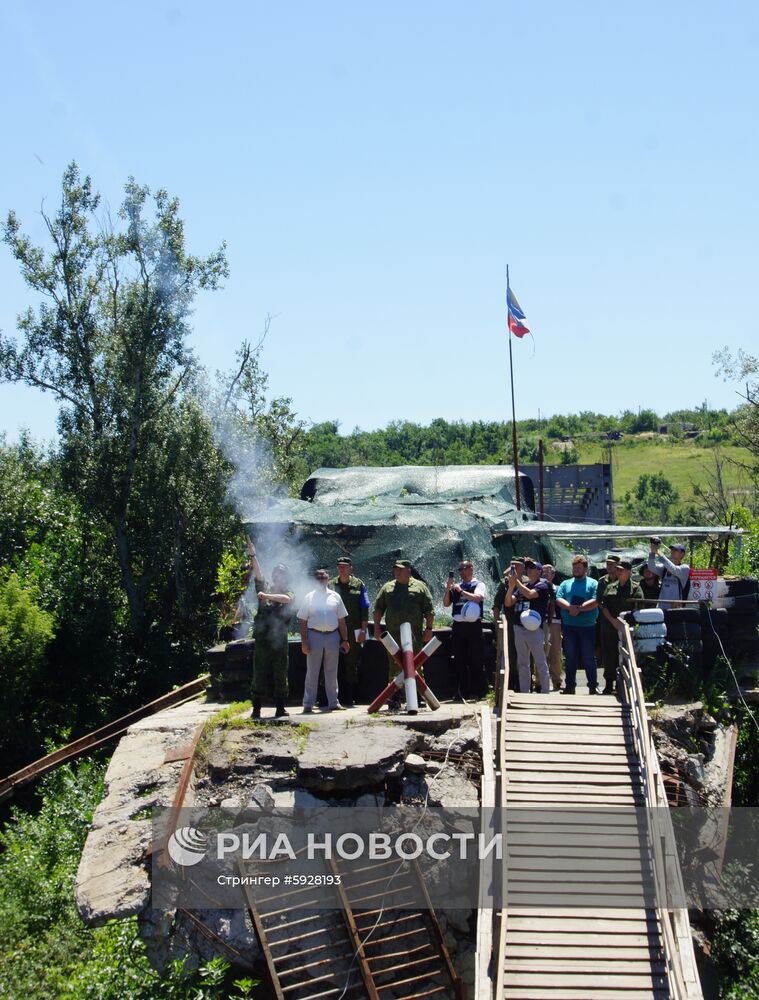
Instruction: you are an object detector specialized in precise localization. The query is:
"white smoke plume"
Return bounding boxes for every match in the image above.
[201,357,317,632]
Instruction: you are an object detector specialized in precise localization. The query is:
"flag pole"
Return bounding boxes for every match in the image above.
[507,265,522,510]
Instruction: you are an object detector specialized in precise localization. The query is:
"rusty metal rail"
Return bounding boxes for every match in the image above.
[0,674,209,804]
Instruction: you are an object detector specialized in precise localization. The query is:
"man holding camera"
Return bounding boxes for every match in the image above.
[504,558,551,694]
[493,560,523,691]
[444,559,487,700]
[648,537,690,609]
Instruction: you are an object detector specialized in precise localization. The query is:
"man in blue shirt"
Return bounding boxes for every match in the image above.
[555,555,600,695]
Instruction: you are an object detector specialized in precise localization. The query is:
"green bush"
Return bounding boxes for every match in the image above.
[0,571,56,758]
[0,760,255,999]
[0,571,55,680]
[713,906,759,998]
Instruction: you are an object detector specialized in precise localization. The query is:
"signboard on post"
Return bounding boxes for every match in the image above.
[689,568,718,603]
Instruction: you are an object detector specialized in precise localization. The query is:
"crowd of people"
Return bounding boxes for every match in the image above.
[243,538,690,714]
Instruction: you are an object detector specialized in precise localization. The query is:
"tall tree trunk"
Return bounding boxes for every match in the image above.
[114,513,146,642]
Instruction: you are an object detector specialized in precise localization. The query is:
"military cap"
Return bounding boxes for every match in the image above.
[618,559,633,570]
[606,555,621,564]
[394,559,412,569]
[336,557,353,565]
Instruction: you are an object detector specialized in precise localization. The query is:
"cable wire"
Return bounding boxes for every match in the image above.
[704,606,759,735]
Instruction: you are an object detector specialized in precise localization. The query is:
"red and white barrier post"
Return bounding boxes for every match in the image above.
[366,633,442,714]
[399,622,419,713]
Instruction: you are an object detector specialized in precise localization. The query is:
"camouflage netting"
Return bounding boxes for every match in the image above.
[243,465,574,615]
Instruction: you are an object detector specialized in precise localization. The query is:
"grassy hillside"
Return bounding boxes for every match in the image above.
[562,437,752,503]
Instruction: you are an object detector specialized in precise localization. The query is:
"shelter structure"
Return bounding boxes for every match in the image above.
[243,465,743,613]
[243,465,571,611]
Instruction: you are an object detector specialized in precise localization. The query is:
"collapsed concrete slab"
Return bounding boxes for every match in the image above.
[75,699,219,926]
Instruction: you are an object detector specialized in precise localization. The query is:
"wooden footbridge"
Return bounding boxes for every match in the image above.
[476,621,703,1000]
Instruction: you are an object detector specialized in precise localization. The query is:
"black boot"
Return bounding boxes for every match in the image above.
[252,699,262,719]
[341,682,355,708]
[274,701,288,718]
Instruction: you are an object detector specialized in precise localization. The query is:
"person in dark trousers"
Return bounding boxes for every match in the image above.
[493,559,525,692]
[444,559,487,700]
[556,555,600,694]
[598,560,643,695]
[373,560,434,711]
[330,557,370,706]
[595,555,621,664]
[640,564,661,602]
[248,543,294,719]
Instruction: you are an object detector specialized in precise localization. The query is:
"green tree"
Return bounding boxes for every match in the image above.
[213,332,307,500]
[621,472,680,523]
[1,163,228,651]
[714,348,759,478]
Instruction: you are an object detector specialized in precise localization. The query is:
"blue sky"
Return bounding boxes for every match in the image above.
[1,0,757,444]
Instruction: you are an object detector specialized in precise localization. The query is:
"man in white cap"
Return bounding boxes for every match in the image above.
[647,538,690,609]
[504,557,551,694]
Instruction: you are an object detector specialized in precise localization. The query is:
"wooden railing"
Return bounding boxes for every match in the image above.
[617,621,704,1000]
[477,621,509,1000]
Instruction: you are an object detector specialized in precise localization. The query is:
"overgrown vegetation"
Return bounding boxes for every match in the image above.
[0,760,255,999]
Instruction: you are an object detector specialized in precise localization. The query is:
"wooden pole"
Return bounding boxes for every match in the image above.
[538,437,545,520]
[507,265,521,510]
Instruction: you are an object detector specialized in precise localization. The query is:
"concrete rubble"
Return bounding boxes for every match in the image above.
[75,697,483,988]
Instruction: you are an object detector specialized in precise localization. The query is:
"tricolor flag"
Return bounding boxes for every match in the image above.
[507,286,530,338]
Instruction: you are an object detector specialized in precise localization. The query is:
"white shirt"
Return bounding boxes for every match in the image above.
[297,588,348,631]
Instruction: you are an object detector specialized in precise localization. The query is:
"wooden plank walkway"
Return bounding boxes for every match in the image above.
[501,693,670,1000]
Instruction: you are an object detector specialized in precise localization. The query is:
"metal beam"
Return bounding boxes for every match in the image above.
[496,523,741,540]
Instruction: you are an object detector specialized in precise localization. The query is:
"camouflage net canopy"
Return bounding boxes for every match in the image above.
[244,465,574,615]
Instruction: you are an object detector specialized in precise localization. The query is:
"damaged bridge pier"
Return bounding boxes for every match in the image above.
[76,698,486,996]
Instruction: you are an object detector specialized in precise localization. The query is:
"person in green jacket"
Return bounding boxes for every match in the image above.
[598,559,643,695]
[247,542,294,718]
[373,559,434,683]
[329,557,370,706]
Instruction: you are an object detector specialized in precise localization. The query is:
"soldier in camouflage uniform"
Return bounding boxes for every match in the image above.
[598,559,643,695]
[329,556,370,706]
[595,555,621,663]
[247,543,294,718]
[373,560,434,688]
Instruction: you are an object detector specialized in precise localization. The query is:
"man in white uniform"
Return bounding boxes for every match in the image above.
[298,569,350,712]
